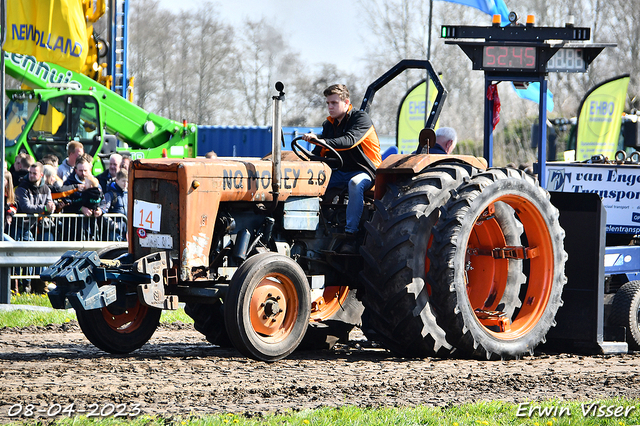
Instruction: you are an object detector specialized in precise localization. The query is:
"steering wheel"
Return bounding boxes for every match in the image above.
[291,136,343,169]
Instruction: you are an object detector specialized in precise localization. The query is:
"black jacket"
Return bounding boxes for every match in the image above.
[97,170,115,193]
[313,106,381,180]
[62,174,103,213]
[15,178,53,214]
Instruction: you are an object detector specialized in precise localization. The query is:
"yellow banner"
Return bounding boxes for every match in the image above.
[5,0,88,72]
[576,75,630,161]
[397,79,439,154]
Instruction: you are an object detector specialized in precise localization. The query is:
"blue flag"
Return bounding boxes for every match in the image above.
[513,82,554,112]
[439,0,509,22]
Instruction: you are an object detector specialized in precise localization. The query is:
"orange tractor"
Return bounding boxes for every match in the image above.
[43,59,567,361]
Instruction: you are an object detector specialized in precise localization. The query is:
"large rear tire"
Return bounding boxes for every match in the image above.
[610,280,640,350]
[429,168,567,359]
[76,246,161,354]
[360,164,473,357]
[224,252,311,361]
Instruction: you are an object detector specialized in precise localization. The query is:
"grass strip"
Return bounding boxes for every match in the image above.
[0,292,193,328]
[7,399,640,426]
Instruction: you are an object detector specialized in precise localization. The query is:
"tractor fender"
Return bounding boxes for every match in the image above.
[373,154,487,200]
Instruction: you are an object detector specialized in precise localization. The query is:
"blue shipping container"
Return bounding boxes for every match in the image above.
[197,126,322,158]
[197,126,271,158]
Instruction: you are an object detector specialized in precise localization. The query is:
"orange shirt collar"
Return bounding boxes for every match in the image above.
[327,103,353,124]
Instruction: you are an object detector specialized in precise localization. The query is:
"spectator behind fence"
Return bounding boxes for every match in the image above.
[62,154,102,217]
[100,169,128,241]
[58,141,85,182]
[41,154,60,168]
[120,154,131,172]
[205,151,217,158]
[81,176,104,216]
[4,171,19,292]
[62,155,104,240]
[97,153,122,191]
[43,164,78,212]
[4,171,17,239]
[15,162,56,241]
[10,153,35,187]
[101,169,128,215]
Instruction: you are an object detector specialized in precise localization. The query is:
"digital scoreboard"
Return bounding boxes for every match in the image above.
[545,48,586,72]
[440,15,614,181]
[482,46,537,70]
[441,23,611,74]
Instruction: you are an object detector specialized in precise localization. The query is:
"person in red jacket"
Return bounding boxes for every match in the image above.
[303,84,381,253]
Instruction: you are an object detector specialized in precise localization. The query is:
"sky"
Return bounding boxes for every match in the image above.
[156,0,364,73]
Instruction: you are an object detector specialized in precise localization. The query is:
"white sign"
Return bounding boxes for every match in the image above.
[170,145,185,156]
[546,163,640,234]
[133,199,162,232]
[139,234,174,249]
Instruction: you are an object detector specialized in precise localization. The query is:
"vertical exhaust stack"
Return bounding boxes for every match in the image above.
[271,82,285,210]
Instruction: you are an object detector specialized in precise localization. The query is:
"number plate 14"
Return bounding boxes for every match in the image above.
[133,200,162,232]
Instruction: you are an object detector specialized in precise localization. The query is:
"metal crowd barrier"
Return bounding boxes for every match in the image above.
[1,213,128,287]
[8,213,127,243]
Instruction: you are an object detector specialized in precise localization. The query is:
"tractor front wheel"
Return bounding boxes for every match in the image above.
[77,300,162,354]
[76,245,161,354]
[224,252,311,361]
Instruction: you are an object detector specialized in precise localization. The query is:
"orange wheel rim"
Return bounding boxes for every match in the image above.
[466,207,509,310]
[249,274,299,343]
[310,286,349,322]
[102,301,149,333]
[465,196,554,340]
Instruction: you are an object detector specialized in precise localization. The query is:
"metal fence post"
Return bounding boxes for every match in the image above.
[0,267,10,304]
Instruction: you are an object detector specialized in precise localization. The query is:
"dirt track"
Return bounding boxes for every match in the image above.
[1,322,640,422]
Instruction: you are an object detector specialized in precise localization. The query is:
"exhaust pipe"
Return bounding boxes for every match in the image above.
[270,82,285,211]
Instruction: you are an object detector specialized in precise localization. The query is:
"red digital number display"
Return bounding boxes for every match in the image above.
[482,46,537,70]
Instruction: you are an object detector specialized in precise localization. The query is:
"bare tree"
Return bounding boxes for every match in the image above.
[129,0,164,110]
[153,9,178,119]
[355,0,432,133]
[599,0,640,110]
[284,63,362,128]
[174,10,195,122]
[234,18,301,126]
[191,4,235,125]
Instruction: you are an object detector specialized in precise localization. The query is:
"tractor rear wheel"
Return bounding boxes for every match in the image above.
[610,280,640,350]
[185,301,232,347]
[429,168,567,359]
[76,245,161,354]
[300,287,364,350]
[360,164,473,357]
[224,252,311,361]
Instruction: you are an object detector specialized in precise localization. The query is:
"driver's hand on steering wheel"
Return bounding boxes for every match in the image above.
[302,132,324,144]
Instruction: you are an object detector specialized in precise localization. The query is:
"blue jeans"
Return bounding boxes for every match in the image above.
[327,170,372,234]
